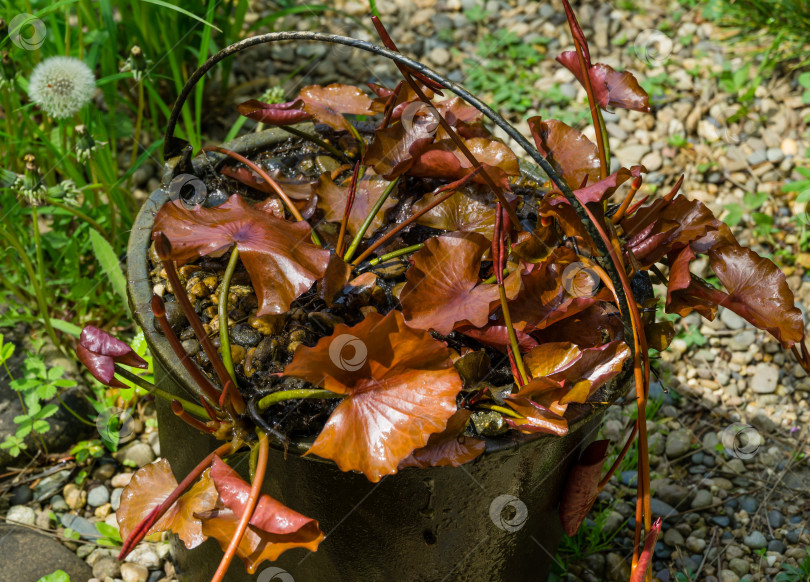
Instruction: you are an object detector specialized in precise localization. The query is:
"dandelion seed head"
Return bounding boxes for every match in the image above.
[29,56,95,119]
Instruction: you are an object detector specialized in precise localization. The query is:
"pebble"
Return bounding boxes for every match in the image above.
[428,46,451,66]
[230,323,261,347]
[121,563,150,582]
[750,363,779,394]
[111,488,124,511]
[6,505,36,526]
[87,485,110,507]
[720,308,746,330]
[92,557,121,580]
[728,558,750,577]
[640,151,663,172]
[691,489,712,508]
[33,469,71,501]
[9,485,33,505]
[767,539,787,553]
[711,516,730,527]
[92,463,116,481]
[63,484,87,510]
[650,498,677,518]
[117,442,156,468]
[666,429,692,458]
[739,496,758,514]
[125,546,161,569]
[664,528,684,547]
[743,530,767,550]
[50,494,68,512]
[719,570,740,582]
[111,473,134,488]
[766,147,785,163]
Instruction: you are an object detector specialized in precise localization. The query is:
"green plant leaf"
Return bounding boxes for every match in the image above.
[49,319,82,337]
[36,570,70,582]
[89,229,129,313]
[723,203,743,226]
[138,0,221,31]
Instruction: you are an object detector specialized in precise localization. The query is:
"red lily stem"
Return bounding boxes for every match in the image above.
[563,10,608,181]
[597,419,639,491]
[370,16,523,232]
[172,399,215,433]
[379,80,405,131]
[211,432,269,582]
[154,233,231,396]
[200,393,219,420]
[151,293,222,405]
[351,167,482,265]
[630,518,663,582]
[611,176,642,225]
[624,195,650,219]
[219,379,236,410]
[336,161,361,256]
[493,204,529,385]
[118,442,233,559]
[663,174,685,202]
[575,203,651,574]
[203,146,305,224]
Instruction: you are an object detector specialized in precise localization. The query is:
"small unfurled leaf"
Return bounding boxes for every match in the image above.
[153,194,330,315]
[413,185,499,240]
[318,253,352,307]
[314,170,396,238]
[364,118,435,178]
[573,166,645,205]
[503,397,568,436]
[117,459,218,549]
[523,342,582,378]
[645,321,675,351]
[630,518,663,582]
[237,98,312,126]
[400,232,502,335]
[666,246,726,320]
[556,53,651,113]
[284,311,463,482]
[409,137,520,189]
[546,341,631,400]
[558,439,609,535]
[298,83,375,132]
[528,117,600,190]
[77,326,147,388]
[709,244,804,347]
[398,409,485,469]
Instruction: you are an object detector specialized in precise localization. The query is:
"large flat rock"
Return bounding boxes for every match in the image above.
[0,524,93,582]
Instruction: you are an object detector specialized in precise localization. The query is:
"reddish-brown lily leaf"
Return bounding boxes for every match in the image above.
[511,227,558,263]
[547,340,631,402]
[558,439,609,535]
[219,165,314,201]
[507,248,613,333]
[315,170,396,238]
[503,398,569,436]
[709,244,804,347]
[318,253,352,307]
[409,137,520,190]
[528,117,601,190]
[77,326,147,388]
[457,323,539,353]
[364,117,436,178]
[284,311,463,482]
[398,409,485,469]
[209,456,323,537]
[237,98,313,126]
[412,185,499,240]
[622,195,722,267]
[523,342,582,378]
[666,246,726,320]
[507,376,570,417]
[298,84,375,133]
[574,166,645,205]
[537,194,597,254]
[557,53,651,113]
[153,194,330,315]
[536,303,622,347]
[117,459,218,549]
[400,232,507,335]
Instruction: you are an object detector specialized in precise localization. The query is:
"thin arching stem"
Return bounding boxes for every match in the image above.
[219,247,240,385]
[211,433,269,582]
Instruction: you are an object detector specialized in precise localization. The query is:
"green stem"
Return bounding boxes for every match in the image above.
[114,366,210,420]
[368,243,424,265]
[43,197,106,235]
[219,247,240,385]
[280,125,350,163]
[596,107,611,173]
[57,393,96,427]
[483,268,509,285]
[346,123,366,158]
[129,82,145,179]
[0,218,62,352]
[257,389,341,412]
[343,176,399,262]
[478,403,523,419]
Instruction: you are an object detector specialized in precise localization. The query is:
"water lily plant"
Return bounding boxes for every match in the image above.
[76,5,810,581]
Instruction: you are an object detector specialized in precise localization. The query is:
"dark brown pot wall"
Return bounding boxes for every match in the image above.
[127,129,629,582]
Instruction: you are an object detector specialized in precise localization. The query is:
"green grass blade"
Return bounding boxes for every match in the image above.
[89,229,129,314]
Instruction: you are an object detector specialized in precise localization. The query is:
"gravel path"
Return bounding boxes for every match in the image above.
[4,1,809,581]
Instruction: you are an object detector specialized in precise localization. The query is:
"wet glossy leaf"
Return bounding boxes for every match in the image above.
[318,253,352,307]
[630,518,663,582]
[573,166,644,205]
[364,119,435,178]
[547,341,631,400]
[645,321,675,352]
[558,439,609,535]
[409,137,520,189]
[77,326,147,388]
[398,409,485,469]
[117,459,218,549]
[219,165,314,201]
[709,244,804,347]
[503,398,568,436]
[412,185,498,240]
[153,194,330,315]
[237,99,312,125]
[457,323,539,353]
[523,342,582,378]
[557,53,651,113]
[400,232,502,334]
[284,311,463,482]
[528,117,600,190]
[298,84,375,132]
[666,246,726,320]
[315,170,396,238]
